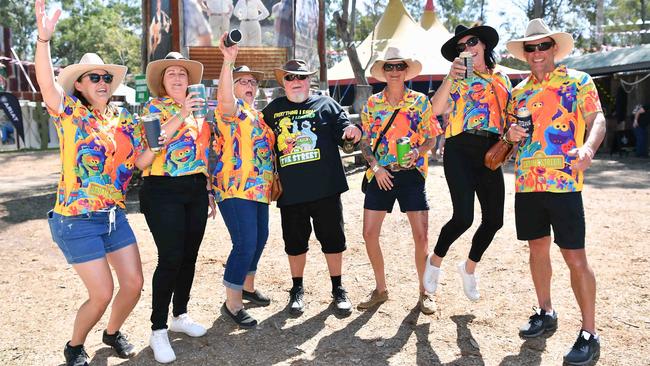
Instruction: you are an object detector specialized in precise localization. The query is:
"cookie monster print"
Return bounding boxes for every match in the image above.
[165,137,203,175]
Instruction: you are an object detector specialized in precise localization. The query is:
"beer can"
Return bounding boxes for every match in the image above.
[187,83,208,119]
[396,137,411,167]
[342,137,356,154]
[460,51,473,78]
[223,29,242,47]
[516,107,533,136]
[141,113,162,152]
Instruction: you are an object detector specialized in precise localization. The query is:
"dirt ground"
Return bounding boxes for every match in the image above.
[0,149,648,366]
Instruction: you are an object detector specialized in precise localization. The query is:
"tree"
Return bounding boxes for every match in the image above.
[0,0,37,60]
[333,0,368,85]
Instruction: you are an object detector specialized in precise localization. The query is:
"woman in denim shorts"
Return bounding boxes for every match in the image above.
[36,1,156,364]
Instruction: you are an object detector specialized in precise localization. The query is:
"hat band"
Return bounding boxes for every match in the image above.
[526,32,551,37]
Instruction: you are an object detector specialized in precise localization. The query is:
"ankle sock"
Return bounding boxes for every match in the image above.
[331,275,342,290]
[292,277,303,289]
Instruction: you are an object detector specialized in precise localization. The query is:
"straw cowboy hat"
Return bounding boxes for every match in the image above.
[57,53,127,96]
[233,65,265,82]
[369,46,422,82]
[441,24,499,62]
[146,52,203,97]
[506,18,574,62]
[274,59,317,85]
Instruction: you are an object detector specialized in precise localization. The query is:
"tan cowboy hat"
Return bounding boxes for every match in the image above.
[273,59,317,85]
[506,18,574,62]
[233,65,265,82]
[146,52,203,97]
[369,46,422,82]
[57,53,127,96]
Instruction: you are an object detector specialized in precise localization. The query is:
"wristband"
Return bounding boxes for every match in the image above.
[37,36,50,43]
[371,164,380,173]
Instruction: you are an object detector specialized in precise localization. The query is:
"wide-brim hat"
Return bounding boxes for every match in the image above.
[146,52,203,97]
[369,46,422,82]
[233,65,265,82]
[441,24,499,62]
[506,18,574,62]
[57,53,127,96]
[274,59,317,85]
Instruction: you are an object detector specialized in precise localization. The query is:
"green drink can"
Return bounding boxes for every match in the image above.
[187,83,208,119]
[396,137,411,167]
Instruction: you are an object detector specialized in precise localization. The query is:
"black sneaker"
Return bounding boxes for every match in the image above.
[102,330,136,358]
[519,307,558,338]
[242,289,271,306]
[332,286,352,314]
[221,302,258,329]
[288,287,305,315]
[563,330,600,366]
[64,342,89,366]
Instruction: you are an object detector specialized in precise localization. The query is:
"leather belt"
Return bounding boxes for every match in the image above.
[464,129,500,140]
[385,163,415,172]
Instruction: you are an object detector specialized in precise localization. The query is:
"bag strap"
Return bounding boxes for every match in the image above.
[372,108,401,156]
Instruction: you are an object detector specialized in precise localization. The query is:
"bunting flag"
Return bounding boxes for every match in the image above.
[0,92,24,144]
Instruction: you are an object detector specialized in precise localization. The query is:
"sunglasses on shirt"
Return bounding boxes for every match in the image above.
[455,36,480,53]
[382,63,408,72]
[235,78,259,87]
[523,41,555,53]
[78,73,114,84]
[284,74,309,82]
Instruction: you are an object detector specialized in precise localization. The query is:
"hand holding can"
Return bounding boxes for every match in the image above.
[223,29,242,47]
[396,137,411,167]
[141,113,163,152]
[460,51,473,78]
[187,83,208,119]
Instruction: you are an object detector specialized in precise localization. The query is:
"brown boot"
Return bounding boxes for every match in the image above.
[357,289,389,310]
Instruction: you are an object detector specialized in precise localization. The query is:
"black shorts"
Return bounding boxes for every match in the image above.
[515,192,585,249]
[280,194,346,256]
[364,169,429,213]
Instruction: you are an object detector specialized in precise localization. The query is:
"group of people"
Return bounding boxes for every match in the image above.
[36,0,605,364]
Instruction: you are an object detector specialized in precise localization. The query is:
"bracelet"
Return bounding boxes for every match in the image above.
[502,132,513,145]
[443,74,453,83]
[37,36,50,43]
[371,164,380,173]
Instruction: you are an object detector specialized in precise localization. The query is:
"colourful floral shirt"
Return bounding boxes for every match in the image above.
[507,65,602,193]
[361,88,442,180]
[141,97,211,177]
[49,95,143,216]
[212,99,276,203]
[446,68,512,138]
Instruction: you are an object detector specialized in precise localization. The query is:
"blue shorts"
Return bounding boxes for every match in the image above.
[48,208,137,264]
[364,169,429,213]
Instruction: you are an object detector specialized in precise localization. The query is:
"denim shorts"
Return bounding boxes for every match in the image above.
[48,208,137,264]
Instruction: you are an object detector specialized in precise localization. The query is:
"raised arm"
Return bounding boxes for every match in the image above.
[430,58,465,116]
[34,0,64,112]
[217,32,238,116]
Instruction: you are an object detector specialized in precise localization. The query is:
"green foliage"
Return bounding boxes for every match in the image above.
[436,0,483,31]
[0,0,37,60]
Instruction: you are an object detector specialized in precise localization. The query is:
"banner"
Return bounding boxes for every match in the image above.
[0,92,24,144]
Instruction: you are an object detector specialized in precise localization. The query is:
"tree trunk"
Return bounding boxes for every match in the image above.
[594,0,604,48]
[318,0,327,90]
[533,0,544,18]
[333,0,369,86]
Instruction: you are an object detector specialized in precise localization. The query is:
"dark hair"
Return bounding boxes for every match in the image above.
[73,81,117,115]
[484,47,497,70]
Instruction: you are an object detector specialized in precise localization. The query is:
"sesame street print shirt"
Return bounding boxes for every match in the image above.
[361,88,442,181]
[212,99,276,204]
[507,65,602,193]
[446,68,512,138]
[49,95,143,216]
[141,97,211,177]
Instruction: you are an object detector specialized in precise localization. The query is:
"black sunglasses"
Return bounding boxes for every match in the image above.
[284,74,308,82]
[455,36,480,53]
[383,63,408,72]
[523,41,555,53]
[78,73,114,84]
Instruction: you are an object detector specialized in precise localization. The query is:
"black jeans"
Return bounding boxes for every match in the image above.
[140,173,209,330]
[434,132,504,262]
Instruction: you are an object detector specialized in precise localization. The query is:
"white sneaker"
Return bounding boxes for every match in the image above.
[149,329,176,364]
[169,313,207,337]
[457,260,480,302]
[423,253,442,294]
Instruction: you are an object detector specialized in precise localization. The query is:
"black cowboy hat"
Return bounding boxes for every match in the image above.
[440,24,499,62]
[273,59,317,85]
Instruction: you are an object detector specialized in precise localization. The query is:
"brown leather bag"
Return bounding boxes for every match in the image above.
[484,138,516,170]
[270,172,283,201]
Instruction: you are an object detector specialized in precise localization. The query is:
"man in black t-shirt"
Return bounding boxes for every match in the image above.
[633,104,649,158]
[262,59,361,315]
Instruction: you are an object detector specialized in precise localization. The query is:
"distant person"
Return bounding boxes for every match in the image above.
[183,0,212,46]
[233,0,269,46]
[633,104,649,157]
[505,18,606,366]
[271,0,292,47]
[148,0,172,60]
[262,59,361,316]
[206,0,233,45]
[35,0,152,364]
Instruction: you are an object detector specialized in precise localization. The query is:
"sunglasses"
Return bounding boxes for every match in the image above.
[236,78,259,87]
[78,73,114,84]
[455,37,480,53]
[382,63,408,72]
[523,41,555,53]
[284,74,308,82]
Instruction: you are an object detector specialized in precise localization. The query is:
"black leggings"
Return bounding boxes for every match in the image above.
[434,133,504,263]
[139,173,209,330]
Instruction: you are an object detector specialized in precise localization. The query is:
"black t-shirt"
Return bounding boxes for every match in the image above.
[639,104,650,128]
[262,95,355,207]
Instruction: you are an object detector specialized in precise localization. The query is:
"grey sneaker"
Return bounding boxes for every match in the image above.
[519,307,558,338]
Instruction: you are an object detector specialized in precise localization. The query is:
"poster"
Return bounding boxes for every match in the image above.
[147,0,174,61]
[294,0,318,72]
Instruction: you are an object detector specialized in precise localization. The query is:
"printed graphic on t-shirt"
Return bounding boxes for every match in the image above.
[273,109,320,167]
